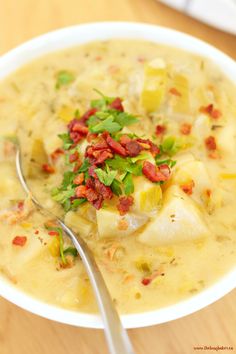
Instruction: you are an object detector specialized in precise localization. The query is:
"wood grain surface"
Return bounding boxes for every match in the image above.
[0,1,235,353]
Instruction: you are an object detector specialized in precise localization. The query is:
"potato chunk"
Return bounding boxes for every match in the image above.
[171,157,222,211]
[64,211,95,238]
[96,207,148,238]
[139,185,210,246]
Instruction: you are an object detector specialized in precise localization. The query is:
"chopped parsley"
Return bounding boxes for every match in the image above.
[55,70,75,89]
[95,168,117,186]
[51,90,177,213]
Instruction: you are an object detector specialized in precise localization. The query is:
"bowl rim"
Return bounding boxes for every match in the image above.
[0,21,235,329]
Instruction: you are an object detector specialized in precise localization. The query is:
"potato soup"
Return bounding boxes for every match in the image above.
[0,40,236,314]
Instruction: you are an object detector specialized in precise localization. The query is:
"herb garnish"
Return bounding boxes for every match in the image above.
[55,70,75,89]
[51,91,177,213]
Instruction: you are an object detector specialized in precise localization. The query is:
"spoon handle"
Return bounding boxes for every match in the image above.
[16,149,134,354]
[58,220,135,354]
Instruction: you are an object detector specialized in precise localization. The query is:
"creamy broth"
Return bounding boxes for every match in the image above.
[0,40,236,314]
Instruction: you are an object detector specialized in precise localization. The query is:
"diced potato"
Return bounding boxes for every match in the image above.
[76,202,96,223]
[132,176,162,213]
[64,211,95,238]
[171,158,222,211]
[172,160,211,191]
[138,185,210,246]
[141,58,167,112]
[171,74,189,114]
[215,123,236,156]
[0,162,23,200]
[172,153,195,169]
[192,114,211,139]
[5,231,51,273]
[96,207,148,238]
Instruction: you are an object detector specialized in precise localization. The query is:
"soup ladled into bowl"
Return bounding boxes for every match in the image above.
[0,39,236,314]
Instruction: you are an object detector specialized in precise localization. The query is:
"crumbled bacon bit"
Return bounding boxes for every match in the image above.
[158,164,171,178]
[12,236,27,246]
[109,97,124,112]
[78,108,97,125]
[169,87,181,96]
[69,131,84,144]
[86,133,98,142]
[75,185,87,198]
[48,230,59,236]
[119,135,131,146]
[199,104,222,119]
[92,195,103,210]
[50,148,64,162]
[180,180,195,195]
[42,164,55,174]
[142,161,170,182]
[155,124,166,136]
[68,115,90,144]
[72,123,89,135]
[96,150,113,164]
[94,179,113,200]
[17,201,24,211]
[208,151,220,159]
[69,151,79,163]
[34,230,39,235]
[117,196,134,216]
[73,173,84,185]
[85,139,113,165]
[125,140,142,157]
[106,135,127,157]
[85,188,99,202]
[136,138,160,157]
[141,278,151,286]
[73,160,82,172]
[205,189,212,197]
[205,136,217,150]
[88,165,97,178]
[180,123,192,135]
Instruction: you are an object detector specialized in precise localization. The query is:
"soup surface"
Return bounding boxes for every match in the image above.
[0,40,236,314]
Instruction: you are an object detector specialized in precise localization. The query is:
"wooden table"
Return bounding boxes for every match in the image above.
[0,1,235,353]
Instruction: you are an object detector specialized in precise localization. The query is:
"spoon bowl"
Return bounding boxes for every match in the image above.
[15,147,134,354]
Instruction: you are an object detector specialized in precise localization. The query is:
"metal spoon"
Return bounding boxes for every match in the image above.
[15,147,134,354]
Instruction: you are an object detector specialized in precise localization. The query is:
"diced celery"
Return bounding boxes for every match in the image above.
[135,258,152,273]
[27,139,48,178]
[133,176,162,213]
[58,105,76,122]
[31,139,48,164]
[141,58,167,112]
[219,173,236,179]
[48,236,60,257]
[171,74,189,113]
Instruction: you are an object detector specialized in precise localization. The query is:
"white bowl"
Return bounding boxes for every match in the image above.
[0,22,235,329]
